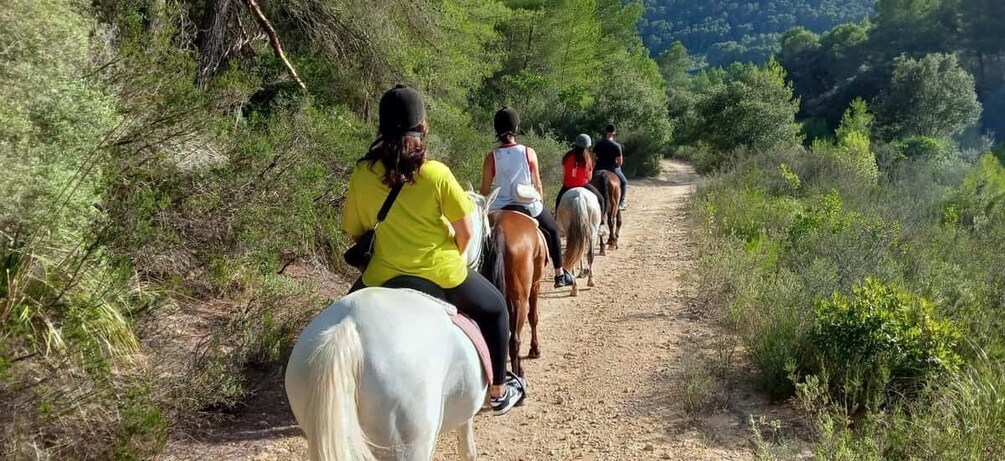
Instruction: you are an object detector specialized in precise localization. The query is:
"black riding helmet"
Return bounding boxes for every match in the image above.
[379,84,426,136]
[494,106,520,139]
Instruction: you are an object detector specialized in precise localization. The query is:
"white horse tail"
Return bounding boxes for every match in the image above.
[562,194,592,271]
[305,319,377,461]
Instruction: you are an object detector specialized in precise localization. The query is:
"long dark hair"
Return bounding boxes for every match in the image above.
[563,146,589,168]
[358,123,428,187]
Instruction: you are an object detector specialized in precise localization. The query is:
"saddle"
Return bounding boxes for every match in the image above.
[381,276,493,384]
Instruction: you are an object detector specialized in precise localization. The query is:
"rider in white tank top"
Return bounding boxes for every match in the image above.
[480,106,576,289]
[490,144,544,217]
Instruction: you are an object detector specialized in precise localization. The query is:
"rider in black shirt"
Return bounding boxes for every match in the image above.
[593,124,627,209]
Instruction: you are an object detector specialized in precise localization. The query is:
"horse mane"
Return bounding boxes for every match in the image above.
[479,227,507,297]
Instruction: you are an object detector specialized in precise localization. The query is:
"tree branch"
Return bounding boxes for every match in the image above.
[242,0,307,91]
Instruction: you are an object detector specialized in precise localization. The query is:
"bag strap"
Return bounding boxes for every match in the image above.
[375,184,404,224]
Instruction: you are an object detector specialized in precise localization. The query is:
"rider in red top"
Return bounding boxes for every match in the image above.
[563,148,593,187]
[554,134,607,221]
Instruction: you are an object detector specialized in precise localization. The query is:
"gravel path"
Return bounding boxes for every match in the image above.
[160,160,790,461]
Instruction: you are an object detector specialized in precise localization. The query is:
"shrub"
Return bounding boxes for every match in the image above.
[0,1,158,457]
[737,267,818,399]
[888,357,1005,459]
[809,98,879,184]
[811,278,961,411]
[947,154,1005,232]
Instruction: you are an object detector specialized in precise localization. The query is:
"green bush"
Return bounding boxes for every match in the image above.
[888,357,1005,459]
[947,154,1005,232]
[811,278,961,411]
[0,2,159,457]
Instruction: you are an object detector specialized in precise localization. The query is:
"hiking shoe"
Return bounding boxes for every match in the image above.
[554,269,575,288]
[506,371,527,395]
[491,373,527,415]
[618,202,627,210]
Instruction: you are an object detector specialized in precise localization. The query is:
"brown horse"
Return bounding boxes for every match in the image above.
[481,210,548,378]
[590,170,623,251]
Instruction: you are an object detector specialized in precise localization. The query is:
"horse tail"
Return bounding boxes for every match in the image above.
[562,195,590,270]
[304,319,377,461]
[607,174,621,221]
[481,226,507,296]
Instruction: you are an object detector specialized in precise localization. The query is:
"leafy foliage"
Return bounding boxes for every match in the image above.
[812,278,961,411]
[691,139,1005,457]
[811,98,879,182]
[683,60,802,171]
[876,54,983,140]
[778,0,1002,140]
[3,0,673,457]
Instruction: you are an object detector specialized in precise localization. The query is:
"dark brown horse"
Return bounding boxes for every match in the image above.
[590,170,623,251]
[481,210,548,378]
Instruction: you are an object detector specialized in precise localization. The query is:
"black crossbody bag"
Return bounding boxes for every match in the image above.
[343,184,404,270]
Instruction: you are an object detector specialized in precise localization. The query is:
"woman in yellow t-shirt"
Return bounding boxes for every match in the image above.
[342,85,526,415]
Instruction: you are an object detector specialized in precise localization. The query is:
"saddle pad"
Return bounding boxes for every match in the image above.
[450,313,493,384]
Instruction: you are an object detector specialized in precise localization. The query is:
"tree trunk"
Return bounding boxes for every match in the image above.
[196,0,238,89]
[523,24,536,71]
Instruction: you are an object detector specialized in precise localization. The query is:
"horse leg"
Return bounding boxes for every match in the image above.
[611,210,619,251]
[456,419,477,461]
[599,221,607,256]
[400,434,437,461]
[509,315,523,377]
[529,289,541,358]
[606,207,616,251]
[587,235,595,287]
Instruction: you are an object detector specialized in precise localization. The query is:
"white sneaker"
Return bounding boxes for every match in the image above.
[490,373,527,415]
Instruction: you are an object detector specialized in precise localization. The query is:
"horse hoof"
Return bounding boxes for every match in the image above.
[588,280,595,287]
[529,349,540,359]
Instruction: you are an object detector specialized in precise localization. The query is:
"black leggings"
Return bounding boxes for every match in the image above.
[554,184,607,222]
[348,269,510,386]
[501,205,563,270]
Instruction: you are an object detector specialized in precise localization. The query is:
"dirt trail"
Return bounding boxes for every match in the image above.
[160,160,793,461]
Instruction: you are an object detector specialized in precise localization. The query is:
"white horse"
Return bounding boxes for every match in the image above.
[284,190,498,461]
[555,187,602,296]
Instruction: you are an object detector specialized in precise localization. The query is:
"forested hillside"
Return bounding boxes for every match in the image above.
[0,0,669,458]
[664,0,1005,457]
[779,0,1005,140]
[640,0,875,66]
